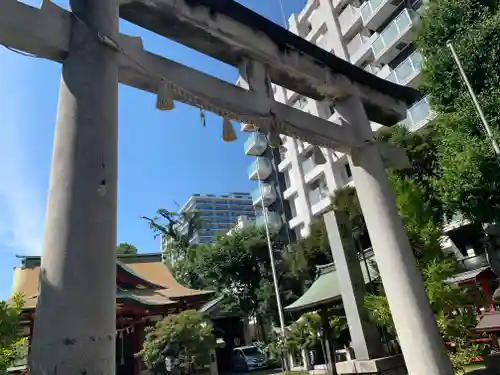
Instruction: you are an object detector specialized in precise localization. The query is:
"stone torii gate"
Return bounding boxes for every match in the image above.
[0,1,452,375]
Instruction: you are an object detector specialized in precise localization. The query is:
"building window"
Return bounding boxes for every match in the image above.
[327,102,336,116]
[306,23,313,34]
[288,195,298,217]
[292,95,308,110]
[344,163,352,180]
[302,150,316,174]
[308,177,329,205]
[284,168,292,189]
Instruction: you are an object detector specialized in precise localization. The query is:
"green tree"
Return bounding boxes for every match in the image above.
[198,227,281,319]
[286,220,333,292]
[0,294,26,375]
[138,310,215,375]
[286,312,321,355]
[116,242,138,255]
[142,209,208,289]
[417,0,500,225]
[142,209,203,261]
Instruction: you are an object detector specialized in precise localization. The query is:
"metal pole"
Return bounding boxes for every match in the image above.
[28,0,119,374]
[447,41,500,157]
[256,165,289,371]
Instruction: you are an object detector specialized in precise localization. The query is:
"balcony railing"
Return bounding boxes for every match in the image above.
[256,210,282,231]
[251,184,277,206]
[360,0,383,21]
[248,157,273,180]
[372,9,418,59]
[386,51,423,85]
[348,33,377,65]
[401,97,434,130]
[244,133,268,156]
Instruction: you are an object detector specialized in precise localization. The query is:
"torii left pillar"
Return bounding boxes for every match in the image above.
[29,1,118,374]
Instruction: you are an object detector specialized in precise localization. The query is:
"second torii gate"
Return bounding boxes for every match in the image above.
[0,1,453,375]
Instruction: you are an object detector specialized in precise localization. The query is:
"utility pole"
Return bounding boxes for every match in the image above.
[447,41,500,158]
[28,1,119,374]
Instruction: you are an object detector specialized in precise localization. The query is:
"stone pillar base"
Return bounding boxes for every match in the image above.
[336,355,406,375]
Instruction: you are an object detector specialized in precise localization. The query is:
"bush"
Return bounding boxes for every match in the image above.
[137,310,216,375]
[0,294,26,375]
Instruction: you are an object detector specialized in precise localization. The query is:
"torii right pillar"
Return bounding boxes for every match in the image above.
[333,84,454,375]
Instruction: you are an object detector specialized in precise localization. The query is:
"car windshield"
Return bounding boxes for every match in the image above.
[242,347,261,356]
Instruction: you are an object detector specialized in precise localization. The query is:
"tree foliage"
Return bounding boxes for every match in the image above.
[138,310,215,375]
[417,0,500,225]
[142,209,203,261]
[116,242,138,255]
[286,312,322,353]
[0,294,26,375]
[286,220,332,292]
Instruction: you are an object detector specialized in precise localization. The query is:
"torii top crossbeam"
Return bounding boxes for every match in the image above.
[119,0,421,126]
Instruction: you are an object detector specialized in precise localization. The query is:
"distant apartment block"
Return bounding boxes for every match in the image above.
[179,193,256,244]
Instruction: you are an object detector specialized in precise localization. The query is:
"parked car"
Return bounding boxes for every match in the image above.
[232,346,268,372]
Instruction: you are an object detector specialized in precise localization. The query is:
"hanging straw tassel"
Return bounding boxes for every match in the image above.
[222,116,237,142]
[156,82,175,111]
[267,132,281,148]
[312,145,327,165]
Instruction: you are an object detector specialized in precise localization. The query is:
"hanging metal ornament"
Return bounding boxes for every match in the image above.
[222,116,237,142]
[200,108,207,127]
[156,82,175,111]
[312,145,327,165]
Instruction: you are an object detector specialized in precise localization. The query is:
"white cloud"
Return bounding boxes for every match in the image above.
[0,51,47,255]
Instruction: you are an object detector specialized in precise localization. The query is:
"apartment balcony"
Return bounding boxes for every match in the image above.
[251,184,277,207]
[256,210,282,231]
[331,0,351,12]
[288,215,304,230]
[348,33,377,66]
[244,133,268,156]
[401,97,435,131]
[363,64,381,75]
[248,157,273,180]
[372,9,420,64]
[339,5,362,39]
[241,122,259,132]
[386,51,423,88]
[305,11,328,44]
[360,0,398,31]
[297,0,320,26]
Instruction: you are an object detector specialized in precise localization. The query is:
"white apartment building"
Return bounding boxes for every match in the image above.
[242,0,434,239]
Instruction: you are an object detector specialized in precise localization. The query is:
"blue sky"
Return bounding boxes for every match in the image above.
[0,0,306,299]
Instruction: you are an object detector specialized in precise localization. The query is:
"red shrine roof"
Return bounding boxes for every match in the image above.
[11,253,213,310]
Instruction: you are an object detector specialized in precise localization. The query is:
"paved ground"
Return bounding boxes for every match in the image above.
[222,367,284,375]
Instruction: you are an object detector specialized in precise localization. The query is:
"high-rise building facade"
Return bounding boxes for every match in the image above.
[179,193,256,244]
[242,0,434,239]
